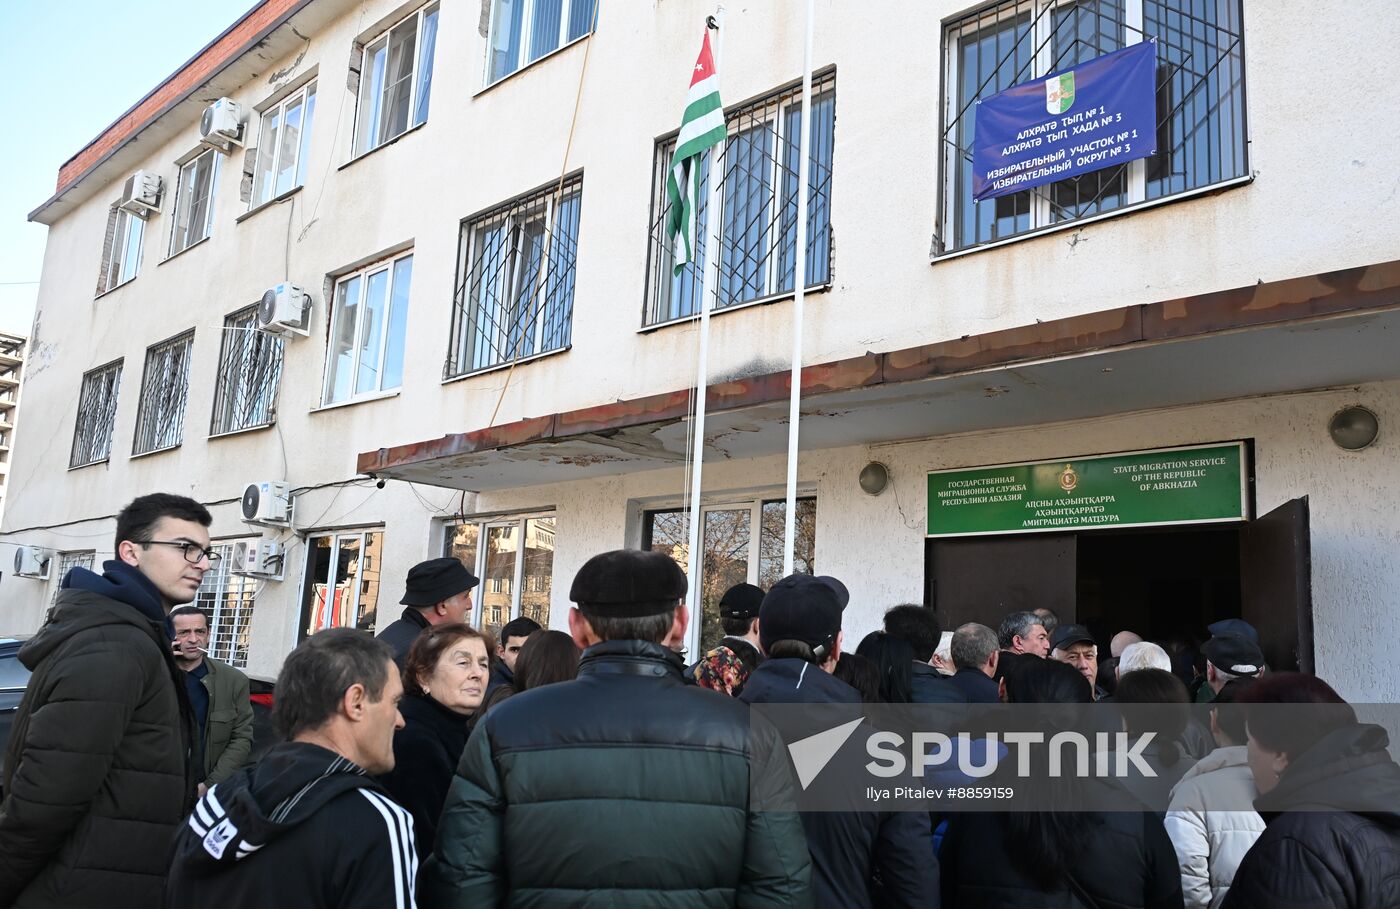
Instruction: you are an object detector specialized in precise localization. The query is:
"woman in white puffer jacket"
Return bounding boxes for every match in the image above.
[1164,678,1264,909]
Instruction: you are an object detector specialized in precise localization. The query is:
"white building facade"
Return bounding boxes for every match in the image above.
[3,0,1398,698]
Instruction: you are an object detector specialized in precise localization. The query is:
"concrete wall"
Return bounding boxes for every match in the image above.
[465,380,1400,702]
[4,0,1397,683]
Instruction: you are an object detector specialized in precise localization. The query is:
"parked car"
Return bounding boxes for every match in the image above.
[247,674,280,766]
[0,637,34,796]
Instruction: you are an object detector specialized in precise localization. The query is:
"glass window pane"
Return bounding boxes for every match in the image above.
[254,107,280,205]
[301,536,334,638]
[490,0,525,83]
[645,510,689,568]
[275,95,304,196]
[355,268,390,395]
[357,533,383,631]
[296,83,317,188]
[758,498,817,589]
[326,275,361,403]
[721,123,775,306]
[380,18,418,144]
[566,0,596,42]
[356,40,388,154]
[529,0,562,62]
[778,91,835,292]
[701,509,751,653]
[445,523,480,573]
[466,221,509,371]
[520,517,555,628]
[482,525,519,641]
[382,255,412,390]
[330,536,363,630]
[187,152,216,245]
[414,6,438,126]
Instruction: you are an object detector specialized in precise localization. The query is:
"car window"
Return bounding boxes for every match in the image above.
[0,654,30,689]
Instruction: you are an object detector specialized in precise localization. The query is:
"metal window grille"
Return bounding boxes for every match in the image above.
[446,176,582,378]
[49,551,95,609]
[70,360,123,467]
[195,541,258,668]
[133,331,194,456]
[938,0,1246,253]
[644,72,836,327]
[211,307,284,436]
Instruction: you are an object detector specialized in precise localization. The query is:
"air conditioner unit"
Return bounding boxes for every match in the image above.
[199,97,245,151]
[257,284,311,337]
[118,171,163,218]
[240,481,292,526]
[13,546,52,580]
[231,539,285,580]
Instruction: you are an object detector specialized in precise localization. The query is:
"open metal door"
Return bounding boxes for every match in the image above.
[1240,497,1314,673]
[927,533,1077,632]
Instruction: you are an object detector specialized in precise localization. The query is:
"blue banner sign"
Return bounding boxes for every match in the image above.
[973,41,1158,201]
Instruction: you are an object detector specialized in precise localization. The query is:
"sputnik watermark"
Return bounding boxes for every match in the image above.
[865,731,1158,780]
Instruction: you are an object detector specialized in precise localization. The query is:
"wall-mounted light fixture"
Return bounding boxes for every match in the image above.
[1328,405,1379,451]
[859,461,890,496]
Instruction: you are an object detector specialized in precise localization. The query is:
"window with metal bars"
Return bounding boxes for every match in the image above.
[49,551,95,610]
[70,359,123,468]
[938,0,1246,254]
[195,541,259,668]
[446,176,582,378]
[211,307,284,436]
[644,72,836,328]
[133,331,194,456]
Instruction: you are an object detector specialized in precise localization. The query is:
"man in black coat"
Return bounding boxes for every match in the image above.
[376,557,479,667]
[885,603,967,705]
[0,494,206,909]
[486,615,540,699]
[947,622,1002,704]
[741,575,939,908]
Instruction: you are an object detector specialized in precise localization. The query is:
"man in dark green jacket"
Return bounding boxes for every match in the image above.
[170,605,254,792]
[0,494,207,908]
[420,548,812,908]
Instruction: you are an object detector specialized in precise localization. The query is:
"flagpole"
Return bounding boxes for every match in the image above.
[685,8,724,658]
[783,0,815,576]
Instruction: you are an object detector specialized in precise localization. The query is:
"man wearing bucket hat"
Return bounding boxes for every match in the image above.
[376,557,480,668]
[420,549,811,907]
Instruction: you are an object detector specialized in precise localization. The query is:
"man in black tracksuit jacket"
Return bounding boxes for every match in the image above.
[167,630,418,909]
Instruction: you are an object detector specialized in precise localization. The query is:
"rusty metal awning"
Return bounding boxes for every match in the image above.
[358,261,1400,491]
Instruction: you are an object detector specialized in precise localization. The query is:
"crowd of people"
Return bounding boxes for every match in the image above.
[1,492,1398,907]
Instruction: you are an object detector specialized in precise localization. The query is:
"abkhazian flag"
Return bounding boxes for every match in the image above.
[666,30,726,276]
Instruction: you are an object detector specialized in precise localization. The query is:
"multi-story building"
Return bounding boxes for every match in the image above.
[2,0,1397,697]
[0,332,23,520]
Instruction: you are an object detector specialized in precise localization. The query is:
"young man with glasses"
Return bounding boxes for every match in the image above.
[0,493,211,909]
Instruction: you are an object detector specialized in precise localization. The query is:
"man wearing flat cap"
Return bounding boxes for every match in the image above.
[376,556,479,668]
[420,548,812,907]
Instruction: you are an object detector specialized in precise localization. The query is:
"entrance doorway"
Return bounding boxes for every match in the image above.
[926,498,1312,673]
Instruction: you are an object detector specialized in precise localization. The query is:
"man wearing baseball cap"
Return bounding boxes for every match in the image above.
[740,574,937,908]
[376,557,479,667]
[420,549,811,907]
[1051,623,1104,700]
[1199,632,1265,704]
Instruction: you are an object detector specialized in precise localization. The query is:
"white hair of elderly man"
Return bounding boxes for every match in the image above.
[1116,641,1171,680]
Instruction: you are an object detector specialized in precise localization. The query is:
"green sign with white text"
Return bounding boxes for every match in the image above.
[927,443,1248,537]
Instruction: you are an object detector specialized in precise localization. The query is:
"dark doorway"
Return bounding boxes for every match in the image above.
[1076,526,1241,648]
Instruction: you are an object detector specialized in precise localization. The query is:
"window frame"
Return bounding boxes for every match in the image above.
[935,0,1249,257]
[351,3,439,158]
[643,71,837,328]
[210,305,285,437]
[194,539,260,668]
[250,80,318,209]
[299,528,386,641]
[48,551,96,610]
[485,0,598,87]
[168,148,220,256]
[132,330,195,456]
[69,359,123,468]
[446,175,582,378]
[322,250,414,405]
[99,206,145,294]
[442,512,556,636]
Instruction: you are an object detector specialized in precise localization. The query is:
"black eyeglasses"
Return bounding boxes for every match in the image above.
[139,540,222,564]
